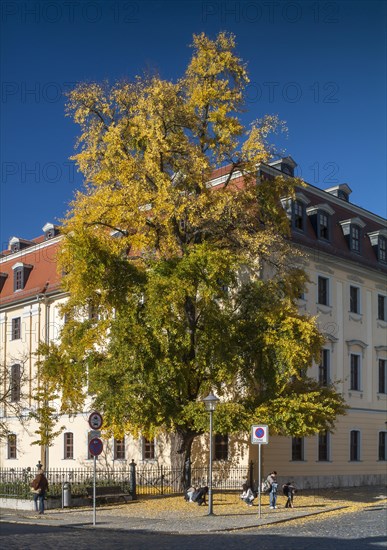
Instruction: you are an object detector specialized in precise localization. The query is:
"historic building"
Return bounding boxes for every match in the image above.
[1,161,386,488]
[0,224,67,469]
[256,158,387,487]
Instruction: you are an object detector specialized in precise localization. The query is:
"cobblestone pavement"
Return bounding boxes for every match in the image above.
[0,486,386,535]
[0,507,386,550]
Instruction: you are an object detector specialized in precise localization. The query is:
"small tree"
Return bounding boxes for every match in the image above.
[0,357,29,441]
[29,358,66,469]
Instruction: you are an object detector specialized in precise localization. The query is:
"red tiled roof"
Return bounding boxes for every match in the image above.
[0,240,63,306]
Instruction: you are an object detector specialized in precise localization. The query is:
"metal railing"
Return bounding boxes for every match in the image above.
[0,463,254,499]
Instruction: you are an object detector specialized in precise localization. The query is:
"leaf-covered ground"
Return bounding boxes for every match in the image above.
[79,486,387,522]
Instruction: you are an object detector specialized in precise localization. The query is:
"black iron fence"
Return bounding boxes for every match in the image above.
[0,462,254,500]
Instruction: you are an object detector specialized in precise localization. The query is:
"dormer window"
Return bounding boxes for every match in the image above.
[12,262,33,291]
[294,201,304,230]
[268,156,297,177]
[15,269,23,290]
[368,230,387,263]
[319,212,329,239]
[281,192,309,232]
[380,236,387,263]
[339,217,365,254]
[8,237,34,253]
[0,272,7,292]
[351,225,360,252]
[42,222,59,241]
[324,183,352,202]
[11,242,20,253]
[307,204,335,242]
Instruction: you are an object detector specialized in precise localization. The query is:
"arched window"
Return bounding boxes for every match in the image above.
[64,432,74,459]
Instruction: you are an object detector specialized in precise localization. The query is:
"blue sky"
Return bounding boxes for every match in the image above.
[1,0,386,246]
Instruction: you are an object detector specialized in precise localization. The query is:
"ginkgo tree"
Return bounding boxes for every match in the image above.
[39,32,346,484]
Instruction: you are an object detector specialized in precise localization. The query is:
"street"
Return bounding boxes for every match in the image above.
[1,506,386,550]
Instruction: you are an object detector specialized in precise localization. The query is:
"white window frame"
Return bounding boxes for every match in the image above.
[142,437,156,461]
[64,432,74,460]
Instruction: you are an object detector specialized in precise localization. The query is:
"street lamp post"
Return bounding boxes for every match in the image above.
[203,392,219,516]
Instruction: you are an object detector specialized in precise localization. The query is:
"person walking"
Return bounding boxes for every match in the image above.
[266,471,278,509]
[282,481,296,508]
[31,467,49,515]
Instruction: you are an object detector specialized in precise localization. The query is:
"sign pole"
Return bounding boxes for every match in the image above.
[251,424,269,520]
[93,454,96,526]
[258,443,262,519]
[88,411,104,527]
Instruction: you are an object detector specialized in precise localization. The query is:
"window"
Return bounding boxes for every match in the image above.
[379,236,386,263]
[14,268,23,290]
[318,432,329,461]
[379,359,387,394]
[143,437,155,460]
[350,354,361,391]
[378,295,386,321]
[350,430,360,461]
[10,364,21,402]
[318,276,329,306]
[0,273,7,292]
[319,349,329,386]
[12,263,32,291]
[293,200,304,230]
[114,438,125,460]
[379,432,387,461]
[367,231,387,263]
[11,317,21,340]
[350,225,360,252]
[291,437,304,461]
[88,303,99,321]
[349,286,360,314]
[214,434,229,461]
[319,212,329,240]
[307,204,334,241]
[64,432,74,459]
[7,434,17,459]
[216,279,229,297]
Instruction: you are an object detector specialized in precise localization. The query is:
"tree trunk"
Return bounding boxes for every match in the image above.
[169,430,197,492]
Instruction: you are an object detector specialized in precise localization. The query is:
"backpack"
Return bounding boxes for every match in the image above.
[261,480,271,493]
[30,478,39,490]
[282,484,289,496]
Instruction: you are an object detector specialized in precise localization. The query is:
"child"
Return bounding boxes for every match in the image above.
[191,485,208,506]
[240,483,255,506]
[185,486,196,502]
[282,481,296,508]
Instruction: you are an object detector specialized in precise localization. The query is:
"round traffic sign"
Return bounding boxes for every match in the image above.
[255,427,265,438]
[251,424,269,444]
[88,411,103,430]
[89,437,103,457]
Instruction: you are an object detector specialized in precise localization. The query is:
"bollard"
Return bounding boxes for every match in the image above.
[63,482,71,508]
[130,459,137,500]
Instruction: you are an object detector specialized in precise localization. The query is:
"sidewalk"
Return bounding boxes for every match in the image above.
[1,486,386,534]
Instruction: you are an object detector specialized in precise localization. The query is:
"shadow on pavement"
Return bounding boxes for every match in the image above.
[0,522,386,550]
